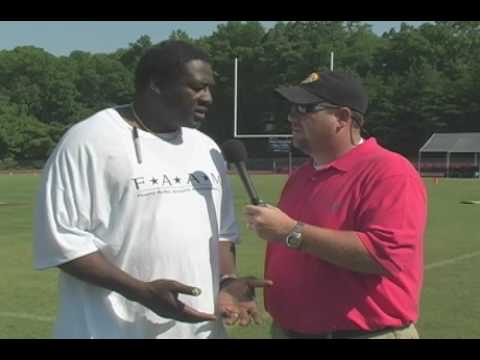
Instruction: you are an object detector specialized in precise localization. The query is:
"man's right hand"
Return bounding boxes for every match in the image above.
[135,279,217,323]
[59,252,216,324]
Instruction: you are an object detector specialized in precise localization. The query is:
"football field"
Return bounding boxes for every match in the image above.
[0,174,479,338]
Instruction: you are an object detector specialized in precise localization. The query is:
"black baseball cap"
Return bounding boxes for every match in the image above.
[275,71,368,115]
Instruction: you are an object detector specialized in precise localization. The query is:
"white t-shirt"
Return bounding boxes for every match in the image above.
[34,108,240,338]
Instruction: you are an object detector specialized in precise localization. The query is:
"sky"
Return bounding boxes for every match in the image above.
[0,21,429,56]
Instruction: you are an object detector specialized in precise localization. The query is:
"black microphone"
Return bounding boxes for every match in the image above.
[222,139,264,206]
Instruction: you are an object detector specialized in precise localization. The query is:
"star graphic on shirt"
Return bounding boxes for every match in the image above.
[174,177,181,184]
[150,177,159,185]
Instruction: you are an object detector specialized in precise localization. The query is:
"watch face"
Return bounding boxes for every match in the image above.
[286,233,302,248]
[286,222,304,249]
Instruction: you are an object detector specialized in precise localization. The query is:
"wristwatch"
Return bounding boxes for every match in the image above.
[285,222,304,249]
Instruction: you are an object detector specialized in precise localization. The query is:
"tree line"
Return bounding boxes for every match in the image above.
[1,21,480,168]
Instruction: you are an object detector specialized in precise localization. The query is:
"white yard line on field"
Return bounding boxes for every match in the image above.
[425,250,480,270]
[0,312,54,322]
[1,251,479,324]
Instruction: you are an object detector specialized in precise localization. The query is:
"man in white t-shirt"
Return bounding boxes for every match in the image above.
[34,40,271,339]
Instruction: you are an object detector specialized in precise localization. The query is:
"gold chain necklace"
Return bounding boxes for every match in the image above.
[130,103,156,134]
[130,103,181,141]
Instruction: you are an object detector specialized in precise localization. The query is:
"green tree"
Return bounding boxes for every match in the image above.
[169,30,193,42]
[70,51,133,117]
[116,35,153,73]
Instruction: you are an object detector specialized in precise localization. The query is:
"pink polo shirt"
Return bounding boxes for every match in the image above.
[264,138,427,334]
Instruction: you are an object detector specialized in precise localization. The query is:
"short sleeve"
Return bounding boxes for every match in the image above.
[354,174,427,275]
[34,139,102,270]
[212,144,240,244]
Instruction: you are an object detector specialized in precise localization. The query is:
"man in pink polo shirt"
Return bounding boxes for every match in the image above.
[245,71,427,339]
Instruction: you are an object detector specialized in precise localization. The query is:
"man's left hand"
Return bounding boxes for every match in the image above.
[218,277,273,326]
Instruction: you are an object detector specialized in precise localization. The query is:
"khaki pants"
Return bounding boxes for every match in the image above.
[271,322,419,339]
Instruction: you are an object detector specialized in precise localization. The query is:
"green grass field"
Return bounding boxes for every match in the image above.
[0,174,479,338]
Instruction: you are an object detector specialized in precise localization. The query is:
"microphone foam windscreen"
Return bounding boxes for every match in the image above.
[221,139,248,163]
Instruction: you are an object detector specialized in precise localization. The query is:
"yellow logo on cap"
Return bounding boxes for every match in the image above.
[301,72,319,84]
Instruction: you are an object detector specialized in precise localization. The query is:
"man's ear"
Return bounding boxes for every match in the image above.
[335,107,352,128]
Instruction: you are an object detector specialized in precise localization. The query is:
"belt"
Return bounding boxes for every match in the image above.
[283,324,411,339]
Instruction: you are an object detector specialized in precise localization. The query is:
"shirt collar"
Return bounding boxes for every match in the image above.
[311,138,378,173]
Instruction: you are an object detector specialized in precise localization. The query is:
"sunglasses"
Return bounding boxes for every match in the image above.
[291,103,339,114]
